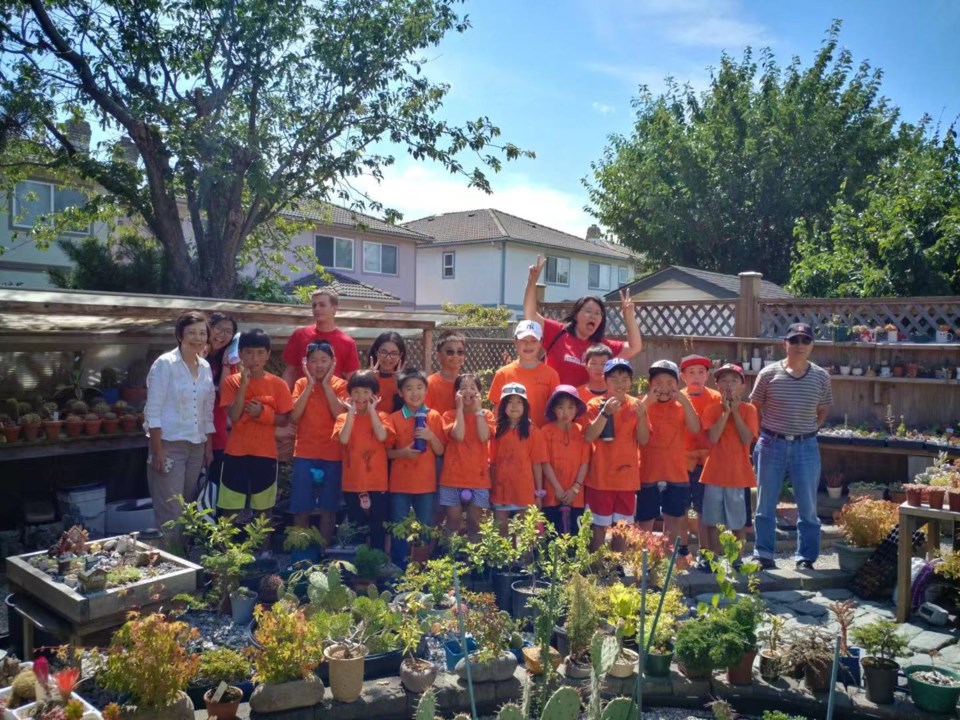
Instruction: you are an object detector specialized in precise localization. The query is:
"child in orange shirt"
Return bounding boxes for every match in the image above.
[219,329,294,520]
[425,330,467,415]
[583,358,649,551]
[387,368,445,565]
[488,320,560,427]
[368,331,406,413]
[489,382,548,534]
[637,360,701,554]
[439,373,495,539]
[290,341,348,546]
[333,370,394,552]
[698,364,758,568]
[541,385,590,535]
[680,354,722,549]
[578,344,614,402]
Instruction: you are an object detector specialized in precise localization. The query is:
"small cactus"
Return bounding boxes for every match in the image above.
[5,398,20,421]
[67,400,88,415]
[591,633,619,677]
[17,401,31,417]
[41,402,59,419]
[19,413,41,425]
[84,413,100,421]
[414,689,436,720]
[496,703,526,720]
[600,698,633,720]
[538,688,579,720]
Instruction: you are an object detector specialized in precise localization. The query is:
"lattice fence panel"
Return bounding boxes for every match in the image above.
[759,299,960,339]
[542,301,737,338]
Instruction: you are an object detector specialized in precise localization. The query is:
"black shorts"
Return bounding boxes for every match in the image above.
[689,465,705,513]
[636,483,690,522]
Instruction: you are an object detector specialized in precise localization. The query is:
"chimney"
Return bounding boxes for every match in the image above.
[115,137,139,166]
[585,224,602,243]
[64,118,91,153]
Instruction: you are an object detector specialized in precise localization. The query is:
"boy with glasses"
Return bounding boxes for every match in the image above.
[425,330,467,415]
[750,323,833,571]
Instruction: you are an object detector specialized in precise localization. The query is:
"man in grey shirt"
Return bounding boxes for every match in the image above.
[750,323,833,570]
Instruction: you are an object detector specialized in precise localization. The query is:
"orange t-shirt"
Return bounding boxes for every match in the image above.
[292,377,348,461]
[425,373,457,415]
[488,361,560,427]
[376,374,400,413]
[640,400,688,485]
[387,408,446,494]
[541,423,589,508]
[489,425,548,506]
[577,383,607,404]
[584,396,645,492]
[332,411,394,492]
[221,373,294,459]
[440,409,495,489]
[700,402,759,488]
[683,387,722,471]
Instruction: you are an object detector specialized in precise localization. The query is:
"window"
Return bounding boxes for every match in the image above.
[442,251,455,279]
[11,180,90,234]
[363,241,398,275]
[544,255,570,285]
[618,266,631,286]
[588,262,611,290]
[315,235,353,270]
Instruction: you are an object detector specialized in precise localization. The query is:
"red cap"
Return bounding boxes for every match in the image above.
[680,354,712,371]
[714,363,745,382]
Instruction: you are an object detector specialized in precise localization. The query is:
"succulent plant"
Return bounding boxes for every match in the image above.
[67,400,88,415]
[19,413,41,425]
[65,414,83,423]
[5,398,20,421]
[17,401,31,417]
[41,402,59,419]
[84,413,100,421]
[102,412,118,421]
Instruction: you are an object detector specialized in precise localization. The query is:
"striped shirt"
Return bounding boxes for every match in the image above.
[749,360,833,436]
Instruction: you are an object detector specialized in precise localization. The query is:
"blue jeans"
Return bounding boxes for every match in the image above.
[752,434,821,562]
[389,492,436,567]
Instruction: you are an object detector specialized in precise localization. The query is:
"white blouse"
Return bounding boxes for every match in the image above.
[144,347,216,444]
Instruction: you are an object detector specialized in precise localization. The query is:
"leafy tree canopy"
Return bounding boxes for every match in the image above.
[1,0,530,297]
[440,302,513,327]
[585,21,915,291]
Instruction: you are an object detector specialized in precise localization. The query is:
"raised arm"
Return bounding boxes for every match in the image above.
[617,288,643,359]
[523,255,547,328]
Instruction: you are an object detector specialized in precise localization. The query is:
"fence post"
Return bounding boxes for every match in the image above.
[737,272,762,337]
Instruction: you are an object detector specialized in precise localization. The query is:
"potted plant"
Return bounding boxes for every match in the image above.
[639,622,673,678]
[283,525,325,565]
[674,611,745,680]
[396,556,462,611]
[454,592,520,683]
[833,497,898,574]
[39,403,63,440]
[188,647,251,708]
[508,507,555,619]
[467,515,522,611]
[725,593,763,686]
[6,659,98,719]
[398,611,436,693]
[888,482,907,505]
[851,618,908,704]
[249,600,326,713]
[203,684,243,720]
[825,471,844,500]
[0,415,22,443]
[326,519,366,562]
[558,574,595,678]
[351,545,389,591]
[19,412,42,441]
[905,663,960,713]
[905,482,925,506]
[884,323,899,343]
[63,413,83,438]
[119,412,139,433]
[83,412,102,436]
[101,411,120,433]
[99,612,200,719]
[784,627,834,693]
[758,612,786,681]
[829,599,860,687]
[122,358,150,403]
[230,585,259,625]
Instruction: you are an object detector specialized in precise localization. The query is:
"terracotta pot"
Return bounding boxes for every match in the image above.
[84,419,102,436]
[928,489,946,510]
[1,425,22,442]
[203,685,242,720]
[121,386,148,403]
[64,420,83,438]
[21,423,42,441]
[522,645,561,675]
[890,490,907,505]
[120,417,139,433]
[906,488,923,506]
[42,420,63,441]
[409,544,432,564]
[102,418,120,433]
[948,493,960,513]
[727,647,757,686]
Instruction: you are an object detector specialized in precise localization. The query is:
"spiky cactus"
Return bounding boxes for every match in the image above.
[588,633,619,720]
[414,689,436,720]
[5,398,19,422]
[600,697,633,720]
[496,704,524,720]
[539,687,580,720]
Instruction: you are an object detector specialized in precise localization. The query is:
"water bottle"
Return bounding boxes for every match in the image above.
[413,408,427,452]
[225,332,241,365]
[600,399,615,441]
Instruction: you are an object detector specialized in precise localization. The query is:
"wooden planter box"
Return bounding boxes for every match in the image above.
[5,538,201,625]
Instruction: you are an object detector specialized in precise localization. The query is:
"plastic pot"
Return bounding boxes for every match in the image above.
[511,578,549,620]
[492,570,525,613]
[443,637,478,672]
[726,647,757,686]
[827,485,843,499]
[324,643,367,703]
[229,590,258,625]
[289,546,322,565]
[838,646,861,687]
[928,489,946,510]
[862,657,899,705]
[905,664,960,713]
[836,543,875,575]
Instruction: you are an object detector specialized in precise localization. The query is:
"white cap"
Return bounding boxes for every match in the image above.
[514,319,543,341]
[501,382,528,399]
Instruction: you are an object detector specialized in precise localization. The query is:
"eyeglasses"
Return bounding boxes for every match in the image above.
[787,336,813,346]
[211,325,234,336]
[377,350,401,359]
[443,349,466,356]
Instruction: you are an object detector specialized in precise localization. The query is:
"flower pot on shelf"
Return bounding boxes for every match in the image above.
[827,485,843,499]
[83,418,102,436]
[64,420,83,438]
[905,487,923,506]
[948,493,960,513]
[41,420,63,441]
[726,647,757,686]
[1,425,22,442]
[890,490,907,505]
[644,647,674,678]
[324,643,367,703]
[927,489,946,510]
[836,543,875,575]
[21,422,41,441]
[522,645,561,675]
[400,657,437,694]
[204,685,243,720]
[102,418,120,433]
[862,657,899,705]
[608,647,639,678]
[886,330,898,343]
[905,664,960,713]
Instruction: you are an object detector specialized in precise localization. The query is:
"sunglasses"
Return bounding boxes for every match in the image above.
[443,348,466,356]
[787,336,813,345]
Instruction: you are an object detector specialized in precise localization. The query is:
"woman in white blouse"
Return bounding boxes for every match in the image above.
[144,311,216,538]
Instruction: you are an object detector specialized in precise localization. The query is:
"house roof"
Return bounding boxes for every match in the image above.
[282,269,401,304]
[401,209,633,261]
[284,204,432,241]
[608,265,792,300]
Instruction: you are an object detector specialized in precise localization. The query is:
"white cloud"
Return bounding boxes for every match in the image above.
[591,101,615,115]
[350,163,595,239]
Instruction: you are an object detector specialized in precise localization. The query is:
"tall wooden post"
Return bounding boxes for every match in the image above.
[737,272,762,337]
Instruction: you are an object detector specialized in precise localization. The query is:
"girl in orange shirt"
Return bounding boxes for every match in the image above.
[489,382,548,534]
[368,331,406,413]
[440,373,495,539]
[541,385,590,535]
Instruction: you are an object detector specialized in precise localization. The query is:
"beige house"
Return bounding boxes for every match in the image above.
[605,265,791,303]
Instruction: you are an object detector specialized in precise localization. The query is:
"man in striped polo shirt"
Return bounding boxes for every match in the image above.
[750,322,833,570]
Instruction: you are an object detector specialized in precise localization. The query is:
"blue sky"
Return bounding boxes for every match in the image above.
[358,0,960,237]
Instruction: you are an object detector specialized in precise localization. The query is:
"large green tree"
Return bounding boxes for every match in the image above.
[0,0,529,297]
[584,22,904,287]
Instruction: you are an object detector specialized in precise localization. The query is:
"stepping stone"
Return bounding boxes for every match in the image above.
[896,624,927,642]
[761,590,809,603]
[931,642,960,666]
[908,630,958,653]
[792,599,829,617]
[820,588,854,600]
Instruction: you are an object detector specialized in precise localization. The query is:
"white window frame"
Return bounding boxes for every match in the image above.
[362,240,399,275]
[11,180,91,235]
[617,266,630,286]
[442,251,455,279]
[315,235,354,271]
[543,255,570,286]
[588,262,612,291]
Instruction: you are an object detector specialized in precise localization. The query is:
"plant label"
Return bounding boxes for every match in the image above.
[211,681,228,702]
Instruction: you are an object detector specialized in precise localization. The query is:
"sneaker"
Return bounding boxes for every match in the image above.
[755,556,777,570]
[796,559,815,570]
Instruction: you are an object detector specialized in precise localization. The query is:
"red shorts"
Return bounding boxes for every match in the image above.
[584,487,636,527]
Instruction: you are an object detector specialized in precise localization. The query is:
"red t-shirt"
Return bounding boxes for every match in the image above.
[541,317,625,386]
[281,326,360,381]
